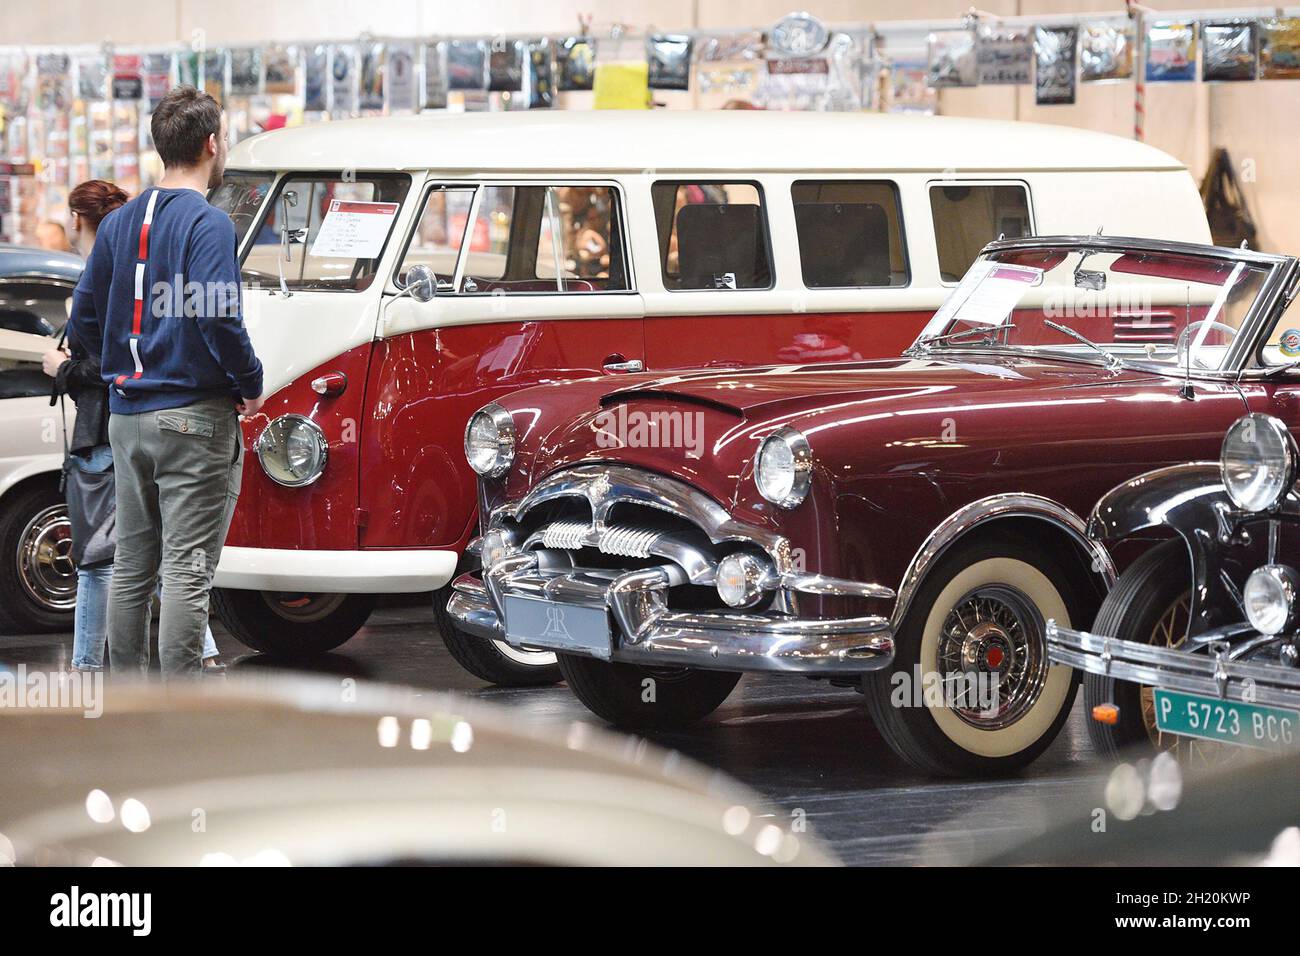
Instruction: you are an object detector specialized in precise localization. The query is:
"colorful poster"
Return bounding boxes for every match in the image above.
[1260,17,1300,79]
[144,52,174,110]
[76,54,108,102]
[1080,21,1134,81]
[527,40,554,108]
[359,42,384,111]
[203,50,227,101]
[927,30,977,88]
[1034,26,1077,104]
[446,40,486,91]
[228,48,262,95]
[111,54,143,101]
[977,28,1032,85]
[423,43,447,109]
[488,39,524,92]
[264,46,298,95]
[331,45,356,113]
[36,54,72,111]
[592,61,649,109]
[647,34,693,90]
[304,45,329,111]
[1202,21,1257,82]
[1145,21,1197,82]
[0,55,30,111]
[176,50,201,89]
[888,58,937,115]
[387,43,417,111]
[556,37,595,91]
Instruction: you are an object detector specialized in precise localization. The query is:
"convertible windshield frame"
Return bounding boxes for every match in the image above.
[911,234,1296,378]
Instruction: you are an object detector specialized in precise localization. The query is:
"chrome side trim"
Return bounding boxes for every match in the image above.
[892,493,1117,631]
[1046,620,1300,710]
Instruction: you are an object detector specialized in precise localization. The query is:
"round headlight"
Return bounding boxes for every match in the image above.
[1243,564,1299,636]
[716,552,769,609]
[256,414,328,487]
[464,404,516,477]
[755,427,812,509]
[1221,414,1296,513]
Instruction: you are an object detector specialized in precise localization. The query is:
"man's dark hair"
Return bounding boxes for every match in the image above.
[150,86,222,168]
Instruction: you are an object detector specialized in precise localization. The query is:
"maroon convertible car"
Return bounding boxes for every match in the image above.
[445,234,1300,777]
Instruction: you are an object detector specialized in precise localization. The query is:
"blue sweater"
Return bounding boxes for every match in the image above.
[71,186,263,415]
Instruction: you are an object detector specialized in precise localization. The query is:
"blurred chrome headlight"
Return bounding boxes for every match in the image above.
[1244,564,1299,636]
[465,404,516,478]
[1221,414,1296,513]
[755,426,812,509]
[256,414,328,488]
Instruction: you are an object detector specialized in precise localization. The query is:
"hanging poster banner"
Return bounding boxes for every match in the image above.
[888,58,937,115]
[1260,17,1300,79]
[1080,21,1134,82]
[387,43,417,111]
[927,29,977,87]
[144,52,174,109]
[697,31,765,62]
[1202,21,1257,82]
[977,27,1032,85]
[1145,21,1197,82]
[647,34,693,90]
[592,61,649,109]
[203,50,227,100]
[264,46,298,95]
[76,53,109,102]
[1034,26,1077,104]
[36,54,72,111]
[488,39,524,92]
[556,37,595,91]
[177,50,201,89]
[0,55,30,111]
[359,42,385,110]
[331,45,357,113]
[229,48,262,95]
[527,40,554,108]
[111,54,144,101]
[446,40,487,91]
[304,45,329,110]
[423,43,447,109]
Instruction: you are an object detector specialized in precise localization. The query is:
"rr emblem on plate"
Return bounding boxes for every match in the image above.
[542,605,571,639]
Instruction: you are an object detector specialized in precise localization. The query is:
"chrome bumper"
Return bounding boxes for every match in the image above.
[1046,620,1300,709]
[447,563,895,675]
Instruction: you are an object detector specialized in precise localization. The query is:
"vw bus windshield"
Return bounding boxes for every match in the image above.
[915,246,1274,373]
[237,173,410,293]
[209,171,275,248]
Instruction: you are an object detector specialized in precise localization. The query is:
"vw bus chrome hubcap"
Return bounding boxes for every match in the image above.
[937,585,1048,730]
[18,504,77,612]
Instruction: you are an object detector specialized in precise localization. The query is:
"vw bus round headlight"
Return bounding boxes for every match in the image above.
[256,415,328,488]
[1243,565,1299,636]
[1220,414,1296,513]
[465,404,516,477]
[755,427,812,509]
[716,552,768,608]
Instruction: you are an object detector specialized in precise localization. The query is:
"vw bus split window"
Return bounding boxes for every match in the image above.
[791,180,909,288]
[209,171,275,248]
[930,183,1032,281]
[652,181,773,291]
[242,172,409,293]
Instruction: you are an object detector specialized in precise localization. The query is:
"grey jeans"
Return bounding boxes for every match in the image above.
[107,397,244,677]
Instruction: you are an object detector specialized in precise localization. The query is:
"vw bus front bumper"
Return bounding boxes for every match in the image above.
[215,546,459,593]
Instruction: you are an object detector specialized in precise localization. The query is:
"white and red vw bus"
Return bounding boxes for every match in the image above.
[208,110,1209,685]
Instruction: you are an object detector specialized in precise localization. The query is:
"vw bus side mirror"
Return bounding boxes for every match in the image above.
[405,264,437,303]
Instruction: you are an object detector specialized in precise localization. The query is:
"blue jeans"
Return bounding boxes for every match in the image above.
[69,444,220,670]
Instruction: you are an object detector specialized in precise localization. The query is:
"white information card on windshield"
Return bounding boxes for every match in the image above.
[309,200,400,259]
[923,261,1042,337]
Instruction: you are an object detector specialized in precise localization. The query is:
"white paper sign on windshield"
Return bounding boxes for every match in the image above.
[309,200,400,259]
[956,264,1043,326]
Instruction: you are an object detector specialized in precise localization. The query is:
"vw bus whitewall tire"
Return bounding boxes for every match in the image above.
[557,653,741,731]
[432,583,562,686]
[210,588,376,656]
[864,533,1080,777]
[0,483,77,633]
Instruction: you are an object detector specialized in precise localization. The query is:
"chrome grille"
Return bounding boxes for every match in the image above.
[539,520,589,550]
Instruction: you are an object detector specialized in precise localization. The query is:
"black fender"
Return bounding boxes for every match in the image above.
[1087,462,1300,636]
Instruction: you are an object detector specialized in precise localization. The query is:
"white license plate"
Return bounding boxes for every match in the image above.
[503,595,612,659]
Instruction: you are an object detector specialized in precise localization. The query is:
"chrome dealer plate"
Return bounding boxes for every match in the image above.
[503,595,613,659]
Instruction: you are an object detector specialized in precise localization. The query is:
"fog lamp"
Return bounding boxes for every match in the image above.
[1243,564,1299,636]
[716,552,769,609]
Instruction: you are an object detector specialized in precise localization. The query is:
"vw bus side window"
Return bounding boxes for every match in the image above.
[651,182,773,291]
[241,173,409,293]
[929,183,1032,282]
[398,186,476,291]
[791,180,909,288]
[209,171,275,248]
[458,184,629,294]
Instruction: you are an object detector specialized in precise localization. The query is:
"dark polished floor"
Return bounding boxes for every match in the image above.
[1,599,1114,866]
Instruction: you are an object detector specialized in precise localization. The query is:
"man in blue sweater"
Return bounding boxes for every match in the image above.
[70,86,264,677]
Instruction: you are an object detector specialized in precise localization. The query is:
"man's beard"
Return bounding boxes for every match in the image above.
[207,157,225,189]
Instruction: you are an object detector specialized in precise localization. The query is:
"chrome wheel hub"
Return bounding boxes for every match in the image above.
[938,585,1048,730]
[261,591,347,623]
[17,504,77,612]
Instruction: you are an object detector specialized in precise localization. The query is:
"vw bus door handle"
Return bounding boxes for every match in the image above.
[602,357,644,374]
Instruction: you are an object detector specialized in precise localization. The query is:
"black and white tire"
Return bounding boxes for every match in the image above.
[432,582,562,686]
[864,532,1081,777]
[557,653,741,731]
[0,483,77,633]
[210,588,375,656]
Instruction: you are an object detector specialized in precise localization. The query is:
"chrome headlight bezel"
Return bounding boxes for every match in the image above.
[755,426,813,509]
[716,551,769,609]
[1220,413,1297,513]
[255,414,329,488]
[464,404,516,478]
[1243,564,1299,636]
